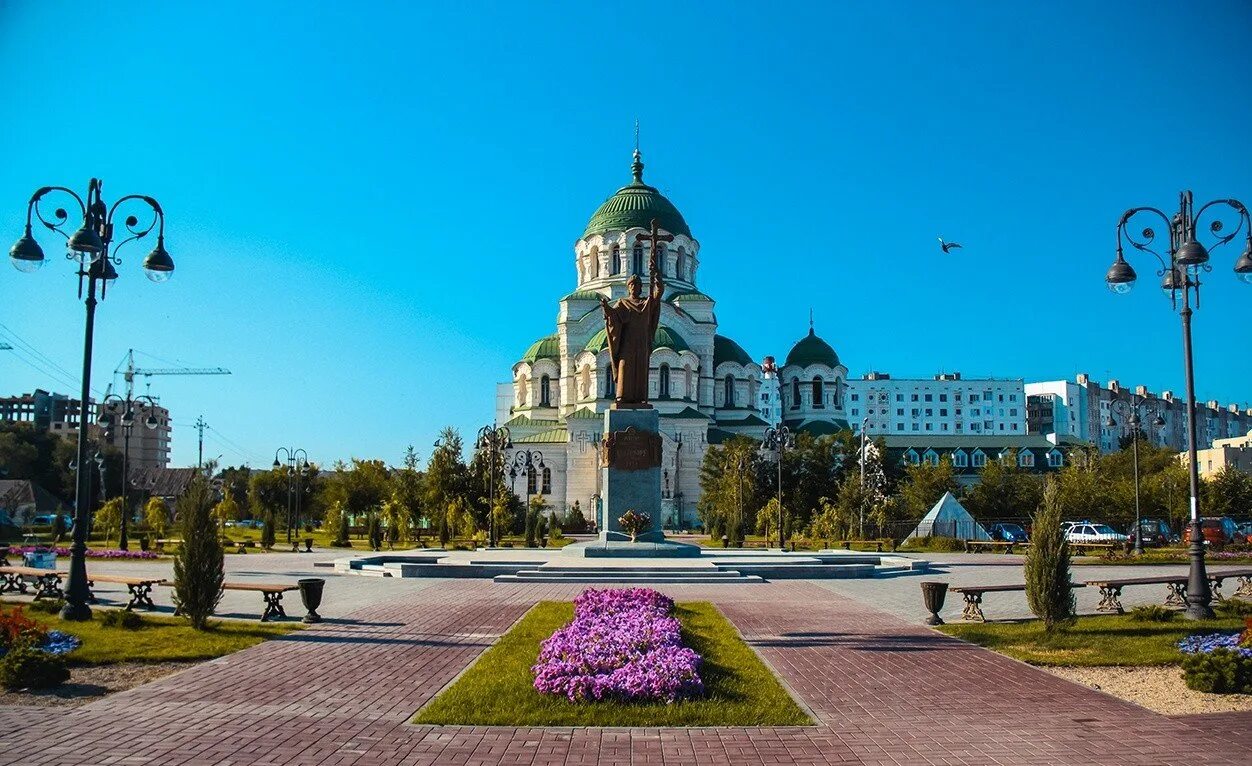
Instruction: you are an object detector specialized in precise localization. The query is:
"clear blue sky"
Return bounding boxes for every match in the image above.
[2,2,1250,469]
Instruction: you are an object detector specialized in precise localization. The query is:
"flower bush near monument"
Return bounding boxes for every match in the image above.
[0,607,79,690]
[532,588,703,703]
[617,510,650,543]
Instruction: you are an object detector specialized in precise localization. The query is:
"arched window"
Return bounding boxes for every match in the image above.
[724,374,736,407]
[541,467,552,494]
[657,243,667,276]
[659,364,671,398]
[517,375,529,406]
[748,376,757,404]
[579,366,591,399]
[812,377,825,409]
[610,245,621,275]
[589,247,599,279]
[684,367,694,400]
[632,243,644,275]
[605,369,616,399]
[791,378,801,409]
[540,375,551,407]
[676,247,686,280]
[527,470,537,495]
[834,378,844,408]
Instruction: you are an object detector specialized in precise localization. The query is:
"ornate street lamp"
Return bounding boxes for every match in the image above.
[761,422,794,549]
[10,179,173,620]
[98,392,160,550]
[273,447,309,544]
[508,450,545,541]
[1105,189,1250,619]
[1105,396,1166,555]
[476,424,512,547]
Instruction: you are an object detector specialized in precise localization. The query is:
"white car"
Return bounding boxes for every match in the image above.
[1064,523,1128,544]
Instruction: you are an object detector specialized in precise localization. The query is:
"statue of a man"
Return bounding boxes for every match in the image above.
[600,248,663,407]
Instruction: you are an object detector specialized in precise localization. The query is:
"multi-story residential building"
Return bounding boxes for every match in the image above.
[846,372,1027,437]
[1,389,172,469]
[1025,374,1252,454]
[1,389,93,439]
[1190,429,1252,479]
[98,399,173,471]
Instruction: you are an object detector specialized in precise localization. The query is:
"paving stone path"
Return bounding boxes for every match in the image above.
[1,577,1249,765]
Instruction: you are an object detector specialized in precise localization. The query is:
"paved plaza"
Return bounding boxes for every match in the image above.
[1,552,1250,765]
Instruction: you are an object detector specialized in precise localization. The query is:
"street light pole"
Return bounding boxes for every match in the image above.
[273,447,308,545]
[859,416,870,539]
[476,424,512,547]
[1106,189,1252,619]
[761,422,793,549]
[1107,395,1165,556]
[9,179,174,621]
[99,393,159,551]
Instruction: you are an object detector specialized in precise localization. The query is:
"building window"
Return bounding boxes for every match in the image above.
[724,375,736,407]
[659,364,670,398]
[911,394,919,402]
[925,394,933,402]
[1048,451,1063,467]
[610,245,621,275]
[540,375,551,407]
[925,423,933,431]
[812,377,824,408]
[589,247,600,279]
[953,450,968,468]
[905,450,920,465]
[1019,452,1035,468]
[925,409,933,416]
[791,378,800,408]
[684,367,694,400]
[896,423,904,431]
[924,451,939,466]
[541,467,552,494]
[657,243,667,275]
[972,451,986,468]
[939,409,948,417]
[912,423,920,431]
[676,247,686,280]
[939,394,947,402]
[605,370,616,399]
[632,243,644,275]
[896,394,903,402]
[851,408,859,417]
[527,470,538,495]
[897,408,904,416]
[851,393,859,401]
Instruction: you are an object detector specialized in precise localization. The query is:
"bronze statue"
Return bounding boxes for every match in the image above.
[600,219,672,408]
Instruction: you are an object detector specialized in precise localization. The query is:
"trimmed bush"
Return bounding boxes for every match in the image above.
[1215,599,1252,619]
[0,646,69,690]
[260,511,276,550]
[1024,479,1075,632]
[27,599,65,615]
[1182,648,1252,694]
[1129,605,1177,622]
[99,609,144,629]
[172,478,225,630]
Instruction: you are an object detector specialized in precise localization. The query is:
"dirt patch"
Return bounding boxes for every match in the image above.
[1046,665,1252,715]
[0,662,195,708]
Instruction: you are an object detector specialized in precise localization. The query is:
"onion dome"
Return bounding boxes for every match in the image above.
[520,334,560,363]
[583,150,691,239]
[712,335,753,367]
[785,327,840,368]
[584,324,689,354]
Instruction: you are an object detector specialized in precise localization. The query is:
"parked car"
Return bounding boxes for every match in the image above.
[1128,518,1174,547]
[1238,521,1252,540]
[31,514,72,528]
[1183,517,1245,548]
[988,522,1029,543]
[1065,523,1129,545]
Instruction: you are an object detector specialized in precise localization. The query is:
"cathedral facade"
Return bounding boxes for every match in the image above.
[498,151,850,527]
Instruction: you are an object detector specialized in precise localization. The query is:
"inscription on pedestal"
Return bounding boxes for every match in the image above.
[601,427,662,471]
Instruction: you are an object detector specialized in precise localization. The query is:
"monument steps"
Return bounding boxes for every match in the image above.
[493,568,763,584]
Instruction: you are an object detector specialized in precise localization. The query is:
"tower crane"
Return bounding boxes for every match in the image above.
[106,348,232,401]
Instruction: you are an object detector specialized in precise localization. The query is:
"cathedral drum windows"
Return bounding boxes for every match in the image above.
[724,374,736,407]
[632,243,644,275]
[588,246,600,279]
[812,377,824,408]
[659,364,671,398]
[610,245,621,275]
[540,375,552,407]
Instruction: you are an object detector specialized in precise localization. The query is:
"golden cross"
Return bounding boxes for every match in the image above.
[636,217,674,271]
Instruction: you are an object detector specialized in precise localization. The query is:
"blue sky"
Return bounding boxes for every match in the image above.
[2,2,1250,468]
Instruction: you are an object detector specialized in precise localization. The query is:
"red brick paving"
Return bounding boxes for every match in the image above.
[0,580,1248,765]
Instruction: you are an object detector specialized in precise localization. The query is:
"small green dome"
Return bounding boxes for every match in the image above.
[584,324,689,354]
[785,328,840,368]
[582,151,691,239]
[521,334,560,363]
[713,335,753,367]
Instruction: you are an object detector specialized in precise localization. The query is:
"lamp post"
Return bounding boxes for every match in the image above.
[1105,396,1166,555]
[859,417,871,539]
[98,393,159,550]
[509,450,545,540]
[273,448,308,544]
[476,424,512,547]
[1105,189,1251,619]
[761,423,794,549]
[10,179,174,620]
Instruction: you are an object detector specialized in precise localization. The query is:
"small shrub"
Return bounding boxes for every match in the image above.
[0,607,47,651]
[1024,479,1076,632]
[260,512,276,550]
[27,599,65,615]
[334,513,350,547]
[98,609,144,629]
[1215,599,1252,619]
[1181,649,1252,694]
[0,646,69,690]
[172,477,225,630]
[1129,605,1177,622]
[367,514,383,551]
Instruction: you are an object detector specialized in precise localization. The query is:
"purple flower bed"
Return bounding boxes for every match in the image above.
[9,546,158,560]
[1178,632,1252,658]
[532,588,703,703]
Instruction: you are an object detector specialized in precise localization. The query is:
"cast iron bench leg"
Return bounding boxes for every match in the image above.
[1235,576,1252,599]
[260,591,285,622]
[127,583,155,611]
[1,572,27,594]
[86,579,98,604]
[33,574,62,601]
[1209,577,1225,602]
[961,592,985,622]
[1165,583,1188,608]
[1096,585,1124,614]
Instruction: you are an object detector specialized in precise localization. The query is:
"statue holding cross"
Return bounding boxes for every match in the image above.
[600,218,672,408]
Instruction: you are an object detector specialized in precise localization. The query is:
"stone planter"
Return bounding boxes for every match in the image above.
[921,581,948,625]
[297,578,325,623]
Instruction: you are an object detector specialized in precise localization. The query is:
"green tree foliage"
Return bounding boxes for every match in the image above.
[260,511,276,549]
[697,436,761,546]
[0,422,122,504]
[963,452,1044,523]
[1024,479,1075,632]
[212,495,240,537]
[525,496,550,547]
[897,458,959,527]
[216,465,251,509]
[390,446,424,533]
[144,496,171,538]
[172,478,225,630]
[424,428,470,546]
[321,459,390,529]
[782,432,854,533]
[754,497,783,546]
[1202,465,1252,519]
[248,468,289,527]
[93,497,124,545]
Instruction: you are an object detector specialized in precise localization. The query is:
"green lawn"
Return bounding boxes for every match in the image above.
[413,600,812,727]
[3,603,300,665]
[936,612,1247,666]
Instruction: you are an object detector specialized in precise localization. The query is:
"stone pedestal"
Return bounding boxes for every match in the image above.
[563,406,700,558]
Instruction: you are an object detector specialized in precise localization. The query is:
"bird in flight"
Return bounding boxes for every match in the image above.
[938,237,963,253]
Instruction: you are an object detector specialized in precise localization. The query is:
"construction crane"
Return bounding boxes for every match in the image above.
[107,348,231,401]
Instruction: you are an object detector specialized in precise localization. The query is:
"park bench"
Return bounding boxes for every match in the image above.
[964,540,1030,554]
[86,574,163,611]
[840,540,887,552]
[0,565,67,600]
[1069,542,1122,556]
[290,538,314,553]
[1211,567,1252,601]
[1086,568,1252,614]
[951,582,1086,622]
[164,581,299,622]
[153,538,184,553]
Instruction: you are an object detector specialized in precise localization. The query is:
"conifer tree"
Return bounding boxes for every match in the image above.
[1024,478,1075,632]
[172,478,224,630]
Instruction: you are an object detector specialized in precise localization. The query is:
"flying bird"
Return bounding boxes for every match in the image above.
[938,237,963,254]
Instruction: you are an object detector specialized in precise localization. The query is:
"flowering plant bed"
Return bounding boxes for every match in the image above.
[413,596,810,727]
[7,546,159,561]
[532,588,701,702]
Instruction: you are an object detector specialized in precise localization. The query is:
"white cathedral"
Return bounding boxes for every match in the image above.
[497,150,851,527]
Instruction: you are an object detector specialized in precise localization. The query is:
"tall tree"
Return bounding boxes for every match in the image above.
[1024,478,1075,632]
[423,427,469,546]
[1203,465,1252,519]
[320,459,390,530]
[172,477,225,630]
[897,458,959,526]
[963,453,1044,523]
[697,436,760,546]
[390,446,424,533]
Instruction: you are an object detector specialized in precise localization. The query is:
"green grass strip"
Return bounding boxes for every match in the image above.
[413,600,812,727]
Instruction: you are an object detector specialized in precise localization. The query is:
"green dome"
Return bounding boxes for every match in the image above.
[521,334,560,363]
[582,151,691,239]
[713,335,753,367]
[785,328,840,368]
[584,324,689,354]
